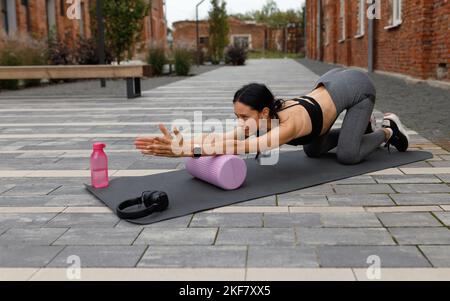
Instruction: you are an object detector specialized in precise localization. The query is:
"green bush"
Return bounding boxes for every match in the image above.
[0,48,21,90]
[174,48,192,76]
[147,47,166,76]
[225,45,247,66]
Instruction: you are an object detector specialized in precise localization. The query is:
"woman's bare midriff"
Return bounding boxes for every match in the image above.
[277,85,338,138]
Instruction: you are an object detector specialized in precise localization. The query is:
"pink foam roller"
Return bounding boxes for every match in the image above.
[185,155,247,190]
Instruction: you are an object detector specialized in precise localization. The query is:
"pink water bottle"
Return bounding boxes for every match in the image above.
[90,142,109,188]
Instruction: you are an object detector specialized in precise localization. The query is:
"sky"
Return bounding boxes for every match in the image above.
[165,0,306,29]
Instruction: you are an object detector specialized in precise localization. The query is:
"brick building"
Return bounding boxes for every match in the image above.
[0,0,167,55]
[173,16,304,54]
[305,0,449,82]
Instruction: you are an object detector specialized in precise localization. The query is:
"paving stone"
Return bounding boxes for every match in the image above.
[434,212,450,226]
[44,194,101,207]
[277,194,329,206]
[326,194,395,206]
[0,195,55,207]
[216,228,295,246]
[283,184,334,195]
[116,215,192,228]
[390,184,450,193]
[390,193,450,205]
[47,246,147,267]
[0,228,68,245]
[429,161,450,167]
[377,212,442,227]
[247,245,318,267]
[0,184,14,194]
[53,228,141,245]
[263,213,321,228]
[137,245,247,268]
[0,245,64,267]
[1,184,61,196]
[0,213,58,227]
[419,246,450,267]
[333,184,395,194]
[45,213,119,228]
[190,213,263,228]
[295,228,395,245]
[318,246,430,267]
[373,175,442,184]
[319,213,382,227]
[437,174,450,183]
[389,227,450,245]
[134,228,217,245]
[329,176,376,184]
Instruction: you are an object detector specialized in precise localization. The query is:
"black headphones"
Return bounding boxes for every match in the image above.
[116,190,169,220]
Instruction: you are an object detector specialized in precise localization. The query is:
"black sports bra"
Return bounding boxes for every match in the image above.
[278,95,324,145]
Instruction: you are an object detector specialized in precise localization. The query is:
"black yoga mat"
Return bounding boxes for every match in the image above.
[85,149,432,225]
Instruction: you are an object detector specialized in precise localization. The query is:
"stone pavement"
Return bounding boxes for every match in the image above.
[0,59,449,281]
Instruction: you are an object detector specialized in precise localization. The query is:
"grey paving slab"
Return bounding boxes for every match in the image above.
[134,228,217,245]
[263,213,322,228]
[137,245,247,268]
[319,213,382,227]
[0,228,68,245]
[0,195,55,206]
[0,245,64,267]
[437,174,450,183]
[44,194,102,207]
[116,215,192,228]
[377,212,442,227]
[47,246,147,267]
[389,227,450,245]
[53,228,142,246]
[333,184,395,194]
[434,212,450,226]
[45,213,119,228]
[327,194,395,206]
[0,213,58,228]
[329,175,376,184]
[390,184,450,194]
[277,194,329,207]
[390,193,450,205]
[216,228,295,246]
[373,175,443,184]
[0,184,15,194]
[295,228,396,245]
[247,246,319,267]
[419,246,450,267]
[190,213,263,228]
[317,246,430,267]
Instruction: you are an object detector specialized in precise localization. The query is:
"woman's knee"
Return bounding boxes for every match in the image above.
[337,150,362,165]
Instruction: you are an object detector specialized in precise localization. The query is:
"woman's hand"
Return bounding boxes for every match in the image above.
[134,124,190,157]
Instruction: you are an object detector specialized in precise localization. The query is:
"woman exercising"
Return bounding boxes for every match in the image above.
[135,67,409,164]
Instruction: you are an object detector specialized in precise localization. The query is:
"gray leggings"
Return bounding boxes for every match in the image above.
[303,68,386,165]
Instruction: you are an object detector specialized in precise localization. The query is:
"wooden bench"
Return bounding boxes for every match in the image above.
[0,64,152,98]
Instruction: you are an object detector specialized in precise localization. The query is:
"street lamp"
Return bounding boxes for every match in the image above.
[196,0,207,67]
[96,0,106,87]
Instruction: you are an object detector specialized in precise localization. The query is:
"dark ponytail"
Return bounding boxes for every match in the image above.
[233,83,285,119]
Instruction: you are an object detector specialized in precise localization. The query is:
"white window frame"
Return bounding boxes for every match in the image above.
[231,34,252,50]
[385,0,402,29]
[338,0,346,42]
[355,0,365,38]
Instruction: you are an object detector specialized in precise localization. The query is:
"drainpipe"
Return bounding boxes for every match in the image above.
[368,0,374,73]
[303,3,307,58]
[317,0,321,60]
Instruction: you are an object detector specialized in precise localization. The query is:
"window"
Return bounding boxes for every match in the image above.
[233,35,250,49]
[339,0,345,41]
[199,36,209,45]
[387,0,402,28]
[22,0,31,32]
[79,2,85,37]
[46,0,56,34]
[1,0,7,34]
[1,0,17,35]
[356,0,365,37]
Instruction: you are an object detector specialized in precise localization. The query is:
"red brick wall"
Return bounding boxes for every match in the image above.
[173,17,267,51]
[1,0,167,58]
[306,0,449,81]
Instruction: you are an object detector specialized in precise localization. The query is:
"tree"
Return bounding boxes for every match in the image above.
[230,0,303,28]
[101,0,150,64]
[208,0,229,64]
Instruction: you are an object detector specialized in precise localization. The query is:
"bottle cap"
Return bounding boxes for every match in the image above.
[93,142,106,150]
